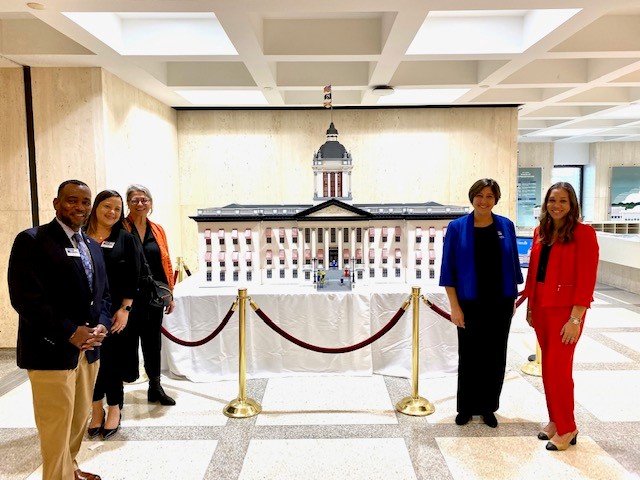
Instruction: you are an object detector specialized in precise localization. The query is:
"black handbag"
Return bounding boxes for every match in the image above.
[134,234,173,309]
[146,275,173,309]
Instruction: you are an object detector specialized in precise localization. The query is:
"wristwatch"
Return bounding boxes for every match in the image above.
[121,304,132,312]
[569,315,582,325]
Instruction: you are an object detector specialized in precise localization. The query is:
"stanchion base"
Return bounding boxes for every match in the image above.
[396,396,435,416]
[521,362,542,377]
[223,397,262,418]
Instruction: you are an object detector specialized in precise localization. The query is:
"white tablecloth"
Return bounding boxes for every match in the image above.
[161,277,458,381]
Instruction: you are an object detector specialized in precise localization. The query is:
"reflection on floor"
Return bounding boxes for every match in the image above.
[1,283,639,480]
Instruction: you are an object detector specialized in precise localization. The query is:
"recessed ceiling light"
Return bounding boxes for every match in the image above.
[595,104,640,119]
[175,90,268,106]
[528,128,602,137]
[377,88,469,105]
[63,12,237,56]
[406,9,580,55]
[26,2,45,10]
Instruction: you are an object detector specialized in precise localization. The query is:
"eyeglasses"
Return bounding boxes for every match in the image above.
[129,197,150,205]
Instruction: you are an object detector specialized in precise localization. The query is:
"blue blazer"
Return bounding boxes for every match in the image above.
[439,212,523,301]
[8,219,112,370]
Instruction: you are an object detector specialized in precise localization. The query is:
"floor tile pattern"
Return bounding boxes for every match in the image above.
[0,283,639,479]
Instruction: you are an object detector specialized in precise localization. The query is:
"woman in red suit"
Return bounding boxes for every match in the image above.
[524,182,599,451]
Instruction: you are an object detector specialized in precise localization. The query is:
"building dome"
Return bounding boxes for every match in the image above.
[315,122,350,160]
[318,141,347,159]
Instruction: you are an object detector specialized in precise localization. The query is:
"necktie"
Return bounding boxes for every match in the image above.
[72,232,93,291]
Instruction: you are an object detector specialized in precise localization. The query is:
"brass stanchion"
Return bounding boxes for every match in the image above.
[521,340,542,377]
[224,288,262,418]
[396,286,435,416]
[176,256,184,283]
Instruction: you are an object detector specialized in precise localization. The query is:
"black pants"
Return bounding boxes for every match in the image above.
[456,297,514,414]
[121,303,164,382]
[92,332,126,406]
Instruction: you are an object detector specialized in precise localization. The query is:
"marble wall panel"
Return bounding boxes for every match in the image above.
[101,70,180,256]
[0,68,31,347]
[598,260,640,295]
[30,67,105,219]
[177,107,518,228]
[517,142,554,201]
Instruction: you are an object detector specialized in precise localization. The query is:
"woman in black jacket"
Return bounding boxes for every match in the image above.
[85,190,140,439]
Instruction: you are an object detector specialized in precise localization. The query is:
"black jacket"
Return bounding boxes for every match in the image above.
[8,219,112,369]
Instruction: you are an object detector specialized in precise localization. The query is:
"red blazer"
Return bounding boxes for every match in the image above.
[524,222,599,309]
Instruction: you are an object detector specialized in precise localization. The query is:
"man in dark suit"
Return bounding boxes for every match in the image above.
[8,180,111,480]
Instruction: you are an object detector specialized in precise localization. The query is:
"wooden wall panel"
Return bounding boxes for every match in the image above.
[0,68,31,347]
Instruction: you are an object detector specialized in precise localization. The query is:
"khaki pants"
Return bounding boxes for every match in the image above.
[28,353,99,480]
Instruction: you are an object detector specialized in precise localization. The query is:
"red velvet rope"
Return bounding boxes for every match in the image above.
[426,301,452,321]
[425,290,526,322]
[253,304,408,354]
[161,303,236,347]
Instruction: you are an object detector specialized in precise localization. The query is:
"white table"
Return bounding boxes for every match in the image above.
[161,277,459,381]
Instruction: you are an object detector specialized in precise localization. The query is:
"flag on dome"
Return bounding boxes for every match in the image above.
[323,85,332,108]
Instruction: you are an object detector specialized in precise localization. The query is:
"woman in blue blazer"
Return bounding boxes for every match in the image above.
[440,178,523,427]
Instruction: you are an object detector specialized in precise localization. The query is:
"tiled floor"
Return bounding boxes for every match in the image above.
[1,283,639,480]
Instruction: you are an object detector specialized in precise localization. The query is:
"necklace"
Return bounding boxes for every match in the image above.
[91,229,111,243]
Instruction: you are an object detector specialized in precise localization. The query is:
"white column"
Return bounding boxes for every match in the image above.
[350,227,356,272]
[311,226,316,267]
[323,227,329,268]
[363,225,369,285]
[338,226,343,268]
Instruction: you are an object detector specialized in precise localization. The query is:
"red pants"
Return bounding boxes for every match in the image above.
[532,283,584,435]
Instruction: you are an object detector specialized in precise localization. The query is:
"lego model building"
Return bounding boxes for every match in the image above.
[192,123,467,289]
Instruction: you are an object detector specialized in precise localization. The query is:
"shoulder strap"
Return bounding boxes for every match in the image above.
[130,226,153,278]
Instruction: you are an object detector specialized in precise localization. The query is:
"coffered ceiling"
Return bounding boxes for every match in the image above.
[2,0,640,143]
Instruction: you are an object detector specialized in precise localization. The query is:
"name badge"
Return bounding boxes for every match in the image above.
[101,241,115,249]
[65,247,81,257]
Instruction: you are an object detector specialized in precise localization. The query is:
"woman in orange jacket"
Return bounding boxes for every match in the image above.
[123,184,177,406]
[524,182,599,451]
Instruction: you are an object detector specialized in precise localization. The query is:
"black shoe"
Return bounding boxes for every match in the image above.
[148,378,176,406]
[455,412,472,425]
[545,431,578,451]
[482,412,498,428]
[101,411,121,440]
[87,410,105,438]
